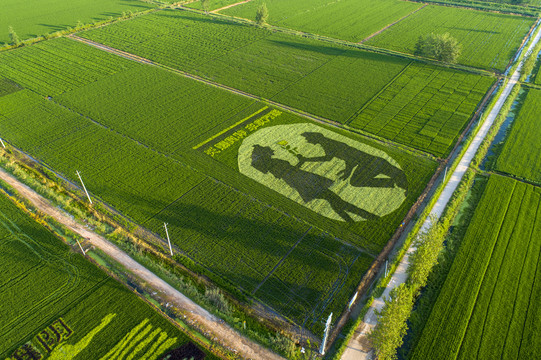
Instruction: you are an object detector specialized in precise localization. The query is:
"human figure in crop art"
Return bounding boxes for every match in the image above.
[296,132,407,191]
[251,145,378,221]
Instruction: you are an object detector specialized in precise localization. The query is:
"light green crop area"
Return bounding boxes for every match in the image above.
[0,0,155,45]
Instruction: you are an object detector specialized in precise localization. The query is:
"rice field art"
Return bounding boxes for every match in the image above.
[238,123,408,222]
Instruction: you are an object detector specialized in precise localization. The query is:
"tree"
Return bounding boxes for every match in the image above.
[369,284,415,360]
[414,33,461,63]
[8,26,20,46]
[407,217,446,291]
[200,0,210,14]
[255,3,269,26]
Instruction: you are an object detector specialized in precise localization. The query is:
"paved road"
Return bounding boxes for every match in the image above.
[0,167,284,360]
[341,20,541,360]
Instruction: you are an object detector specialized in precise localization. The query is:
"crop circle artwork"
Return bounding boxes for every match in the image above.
[238,123,408,221]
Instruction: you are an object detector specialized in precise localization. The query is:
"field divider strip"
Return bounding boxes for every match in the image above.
[251,226,312,295]
[67,34,436,160]
[359,4,427,44]
[211,0,252,13]
[192,106,268,149]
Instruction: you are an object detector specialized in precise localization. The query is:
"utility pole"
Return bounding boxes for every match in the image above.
[164,222,173,256]
[348,292,358,311]
[76,238,86,256]
[0,138,5,148]
[319,313,332,355]
[444,166,448,182]
[76,170,92,204]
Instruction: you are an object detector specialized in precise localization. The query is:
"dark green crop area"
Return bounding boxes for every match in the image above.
[495,87,541,184]
[0,38,437,333]
[410,175,541,359]
[0,0,155,45]
[0,192,215,360]
[365,5,534,71]
[79,10,494,157]
[220,0,422,42]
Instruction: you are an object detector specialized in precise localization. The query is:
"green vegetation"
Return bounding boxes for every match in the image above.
[221,0,422,42]
[348,62,494,157]
[79,11,493,156]
[255,3,269,25]
[366,5,534,71]
[0,191,214,360]
[414,33,461,63]
[410,175,541,359]
[80,10,409,123]
[0,0,155,45]
[495,88,541,183]
[370,284,415,360]
[0,38,437,332]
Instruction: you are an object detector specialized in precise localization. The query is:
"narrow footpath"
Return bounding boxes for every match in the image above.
[341,20,541,360]
[0,168,284,360]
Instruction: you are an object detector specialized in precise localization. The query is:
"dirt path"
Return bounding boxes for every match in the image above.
[0,167,284,360]
[212,0,252,14]
[341,18,541,360]
[359,4,427,44]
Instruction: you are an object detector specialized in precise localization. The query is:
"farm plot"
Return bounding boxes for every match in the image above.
[0,37,138,97]
[0,37,436,332]
[185,0,244,12]
[79,10,493,155]
[365,5,534,71]
[348,62,495,157]
[0,92,377,333]
[0,0,155,45]
[495,88,541,184]
[80,10,410,123]
[0,192,214,360]
[220,0,422,42]
[410,175,541,360]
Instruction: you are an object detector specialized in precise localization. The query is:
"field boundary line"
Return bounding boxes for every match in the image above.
[252,227,312,295]
[212,0,252,13]
[359,4,427,44]
[67,35,437,160]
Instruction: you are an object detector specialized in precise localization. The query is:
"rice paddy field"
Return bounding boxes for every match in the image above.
[0,191,215,360]
[220,0,423,42]
[0,0,155,45]
[495,88,541,184]
[409,175,541,360]
[0,37,437,332]
[185,0,243,12]
[78,10,495,157]
[365,5,534,71]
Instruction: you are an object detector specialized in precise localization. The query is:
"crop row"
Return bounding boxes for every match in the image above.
[349,62,494,157]
[411,175,541,359]
[495,87,541,184]
[80,10,409,123]
[221,0,422,42]
[0,37,137,96]
[366,5,534,71]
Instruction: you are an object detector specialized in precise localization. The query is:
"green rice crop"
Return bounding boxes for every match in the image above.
[366,5,534,71]
[495,88,541,184]
[0,37,137,97]
[221,0,422,42]
[410,175,541,359]
[0,193,215,359]
[80,10,410,123]
[185,0,243,11]
[0,0,155,45]
[348,62,495,157]
[0,37,437,332]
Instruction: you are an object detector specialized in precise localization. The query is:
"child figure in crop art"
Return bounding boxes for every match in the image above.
[296,132,407,191]
[251,145,378,222]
